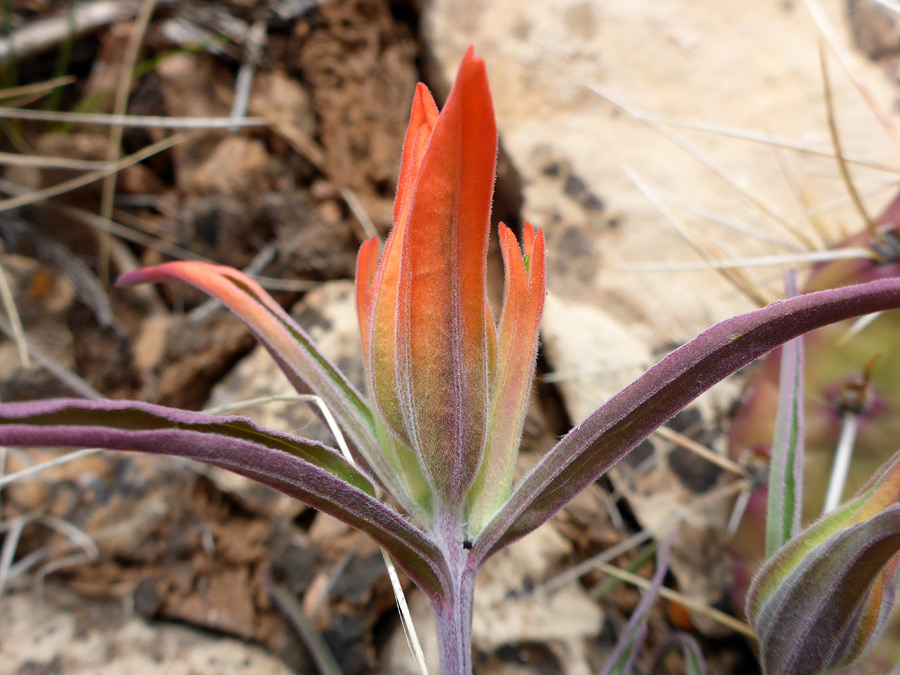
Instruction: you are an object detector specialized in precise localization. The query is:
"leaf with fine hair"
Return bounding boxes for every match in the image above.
[115,262,419,510]
[766,271,805,557]
[750,508,900,674]
[472,277,900,561]
[747,448,900,675]
[0,398,449,599]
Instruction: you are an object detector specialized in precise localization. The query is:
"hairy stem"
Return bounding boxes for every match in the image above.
[432,565,476,675]
[431,509,477,675]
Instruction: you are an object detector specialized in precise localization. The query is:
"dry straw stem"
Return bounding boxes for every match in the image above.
[536,479,750,596]
[0,1,172,60]
[0,134,183,212]
[655,188,803,249]
[0,262,29,367]
[0,151,110,170]
[818,40,879,245]
[624,166,772,307]
[0,107,268,128]
[652,425,746,476]
[627,113,900,175]
[591,83,801,243]
[98,0,159,283]
[805,0,900,150]
[622,247,876,272]
[230,19,268,131]
[0,315,102,400]
[203,392,428,673]
[0,76,76,101]
[594,560,754,638]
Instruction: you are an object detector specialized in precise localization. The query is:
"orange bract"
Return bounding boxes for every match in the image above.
[355,48,545,519]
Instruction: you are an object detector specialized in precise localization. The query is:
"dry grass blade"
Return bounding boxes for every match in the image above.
[0,134,182,212]
[771,146,833,250]
[230,19,267,131]
[657,189,803,250]
[635,112,900,175]
[0,75,76,101]
[621,247,875,271]
[653,426,746,476]
[205,392,429,672]
[535,479,750,596]
[624,166,772,306]
[0,107,268,128]
[0,262,29,367]
[819,40,879,245]
[41,197,211,263]
[796,180,900,220]
[594,560,755,638]
[0,315,104,399]
[340,186,382,243]
[0,151,109,170]
[0,516,26,596]
[0,0,177,60]
[590,83,806,245]
[98,0,159,283]
[804,0,900,149]
[0,513,98,596]
[0,448,103,490]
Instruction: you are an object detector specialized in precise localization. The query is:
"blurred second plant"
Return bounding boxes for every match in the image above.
[3,48,900,674]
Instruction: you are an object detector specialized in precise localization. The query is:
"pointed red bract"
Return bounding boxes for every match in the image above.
[468,222,545,530]
[359,48,499,508]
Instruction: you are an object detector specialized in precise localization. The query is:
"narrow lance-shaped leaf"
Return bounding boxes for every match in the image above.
[766,270,805,557]
[747,448,900,674]
[467,222,545,533]
[0,399,449,600]
[473,277,900,561]
[599,536,672,675]
[114,263,400,495]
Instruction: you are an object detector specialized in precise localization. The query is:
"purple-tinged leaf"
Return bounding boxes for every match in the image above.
[748,448,900,674]
[766,271,805,557]
[598,537,672,675]
[114,264,402,494]
[473,278,900,561]
[749,506,900,675]
[0,399,449,599]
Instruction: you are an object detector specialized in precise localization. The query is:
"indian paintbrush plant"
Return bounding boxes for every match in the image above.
[5,48,900,674]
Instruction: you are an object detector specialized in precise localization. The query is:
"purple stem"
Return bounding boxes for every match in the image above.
[430,509,477,675]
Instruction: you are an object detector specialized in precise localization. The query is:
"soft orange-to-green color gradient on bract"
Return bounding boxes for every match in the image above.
[356,48,545,527]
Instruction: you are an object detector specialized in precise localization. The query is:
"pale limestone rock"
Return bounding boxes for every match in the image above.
[423,0,900,418]
[423,0,900,635]
[0,589,292,675]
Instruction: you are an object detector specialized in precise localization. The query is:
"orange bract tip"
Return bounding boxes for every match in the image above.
[522,221,535,254]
